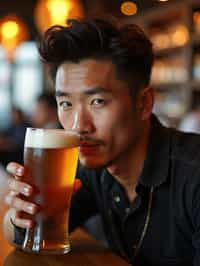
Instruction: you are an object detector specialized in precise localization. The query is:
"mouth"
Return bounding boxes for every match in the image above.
[79,142,100,155]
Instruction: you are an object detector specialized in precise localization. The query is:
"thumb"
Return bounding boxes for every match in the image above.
[73,179,82,193]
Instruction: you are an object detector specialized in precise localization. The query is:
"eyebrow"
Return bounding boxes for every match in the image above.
[55,87,111,98]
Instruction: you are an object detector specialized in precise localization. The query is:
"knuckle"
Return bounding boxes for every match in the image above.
[6,162,19,174]
[9,180,25,194]
[6,162,24,177]
[5,195,11,206]
[12,197,23,210]
[9,180,21,192]
[8,180,15,190]
[5,192,17,206]
[14,198,35,215]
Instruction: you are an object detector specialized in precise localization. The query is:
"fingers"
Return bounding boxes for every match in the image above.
[5,179,38,215]
[10,209,33,229]
[8,179,33,196]
[5,162,37,229]
[6,162,24,180]
[13,216,33,228]
[5,193,37,215]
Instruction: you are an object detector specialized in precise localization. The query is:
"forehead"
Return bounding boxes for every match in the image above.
[55,59,118,92]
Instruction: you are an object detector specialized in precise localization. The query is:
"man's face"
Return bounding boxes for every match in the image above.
[56,59,148,168]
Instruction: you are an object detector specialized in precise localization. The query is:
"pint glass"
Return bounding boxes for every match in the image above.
[22,128,79,254]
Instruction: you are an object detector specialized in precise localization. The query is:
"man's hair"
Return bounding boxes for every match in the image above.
[37,92,57,110]
[39,18,154,97]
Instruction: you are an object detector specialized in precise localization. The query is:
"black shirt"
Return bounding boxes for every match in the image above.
[14,115,200,266]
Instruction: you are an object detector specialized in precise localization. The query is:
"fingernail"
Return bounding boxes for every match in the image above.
[27,205,35,214]
[16,167,23,176]
[23,186,31,196]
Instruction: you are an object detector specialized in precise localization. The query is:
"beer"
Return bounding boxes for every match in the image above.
[22,128,79,254]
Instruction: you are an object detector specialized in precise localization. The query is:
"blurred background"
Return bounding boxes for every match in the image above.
[0,0,200,166]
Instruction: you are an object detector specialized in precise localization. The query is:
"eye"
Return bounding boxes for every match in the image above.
[59,101,72,110]
[91,98,105,106]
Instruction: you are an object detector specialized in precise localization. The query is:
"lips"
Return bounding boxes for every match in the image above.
[79,142,99,155]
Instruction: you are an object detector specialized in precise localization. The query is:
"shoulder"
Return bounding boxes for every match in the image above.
[167,129,200,197]
[170,128,200,168]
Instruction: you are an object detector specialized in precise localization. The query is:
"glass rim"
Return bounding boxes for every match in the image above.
[25,128,80,148]
[26,127,80,135]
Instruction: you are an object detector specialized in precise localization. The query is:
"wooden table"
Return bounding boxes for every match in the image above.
[2,229,129,266]
[0,167,129,266]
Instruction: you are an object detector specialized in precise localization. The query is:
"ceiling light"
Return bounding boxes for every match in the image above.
[120,1,137,16]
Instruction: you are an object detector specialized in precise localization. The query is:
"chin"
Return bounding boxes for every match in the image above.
[79,156,107,169]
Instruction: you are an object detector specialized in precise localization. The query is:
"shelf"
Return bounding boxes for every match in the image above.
[127,0,200,125]
[154,45,188,57]
[151,82,188,90]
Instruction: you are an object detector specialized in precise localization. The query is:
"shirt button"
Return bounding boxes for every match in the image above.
[114,196,121,203]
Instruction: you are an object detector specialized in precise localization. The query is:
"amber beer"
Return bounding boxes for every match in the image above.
[22,128,79,254]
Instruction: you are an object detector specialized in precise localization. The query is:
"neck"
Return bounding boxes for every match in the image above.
[107,119,151,202]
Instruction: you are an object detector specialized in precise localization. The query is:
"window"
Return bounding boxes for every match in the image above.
[0,42,43,129]
[13,42,43,114]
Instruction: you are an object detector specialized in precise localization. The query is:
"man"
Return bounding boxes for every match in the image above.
[3,19,200,266]
[32,92,61,129]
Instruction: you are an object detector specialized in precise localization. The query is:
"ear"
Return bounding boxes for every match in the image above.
[137,87,154,120]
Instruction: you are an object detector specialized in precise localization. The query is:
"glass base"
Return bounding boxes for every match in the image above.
[22,245,71,255]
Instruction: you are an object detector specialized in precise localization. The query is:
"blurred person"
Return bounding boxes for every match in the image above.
[0,107,30,166]
[32,92,61,129]
[3,18,200,266]
[179,92,200,133]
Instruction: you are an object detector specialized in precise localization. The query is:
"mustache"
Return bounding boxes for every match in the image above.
[79,135,103,145]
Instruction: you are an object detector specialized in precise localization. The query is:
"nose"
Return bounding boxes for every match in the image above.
[72,108,95,135]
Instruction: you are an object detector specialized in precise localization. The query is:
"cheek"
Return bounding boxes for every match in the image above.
[93,109,124,145]
[101,107,137,146]
[58,110,72,129]
[58,110,64,127]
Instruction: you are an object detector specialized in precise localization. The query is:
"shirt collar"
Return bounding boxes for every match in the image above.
[139,114,171,188]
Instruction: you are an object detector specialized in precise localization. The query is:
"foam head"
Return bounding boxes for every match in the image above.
[24,128,80,149]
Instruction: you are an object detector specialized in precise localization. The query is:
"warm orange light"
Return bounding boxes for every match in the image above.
[46,0,73,25]
[193,11,200,23]
[1,21,19,39]
[0,15,29,61]
[121,1,137,16]
[193,11,200,33]
[151,33,171,50]
[171,25,189,46]
[34,0,84,34]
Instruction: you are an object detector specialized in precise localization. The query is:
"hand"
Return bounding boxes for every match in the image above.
[5,162,37,229]
[5,162,82,229]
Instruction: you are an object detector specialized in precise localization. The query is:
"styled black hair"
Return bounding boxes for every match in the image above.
[39,18,154,96]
